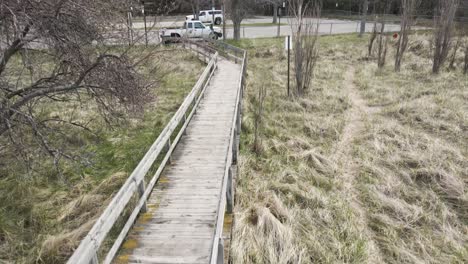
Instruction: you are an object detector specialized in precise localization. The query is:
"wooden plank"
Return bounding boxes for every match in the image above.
[126,255,209,264]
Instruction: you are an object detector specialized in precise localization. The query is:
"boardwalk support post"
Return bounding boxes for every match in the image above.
[166,139,172,164]
[232,129,238,165]
[138,181,147,213]
[91,253,98,264]
[183,114,188,135]
[217,238,224,264]
[226,167,233,214]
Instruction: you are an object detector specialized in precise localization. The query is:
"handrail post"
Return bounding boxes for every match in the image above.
[138,181,147,213]
[217,238,224,264]
[91,253,98,264]
[232,127,238,165]
[226,167,233,213]
[236,103,241,136]
[166,138,172,164]
[183,114,188,135]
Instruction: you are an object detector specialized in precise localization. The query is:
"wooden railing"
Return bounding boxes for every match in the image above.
[209,42,248,264]
[67,43,218,264]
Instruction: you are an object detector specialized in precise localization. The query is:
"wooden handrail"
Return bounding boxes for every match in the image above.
[209,43,248,264]
[67,44,219,264]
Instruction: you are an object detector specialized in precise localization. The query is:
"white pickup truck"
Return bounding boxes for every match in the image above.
[186,10,223,25]
[160,21,222,43]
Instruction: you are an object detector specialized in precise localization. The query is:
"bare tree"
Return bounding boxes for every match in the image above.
[191,0,201,19]
[0,0,152,173]
[368,19,378,57]
[359,0,369,37]
[256,0,284,24]
[432,0,459,74]
[377,22,389,69]
[289,0,320,97]
[448,35,462,70]
[395,0,421,72]
[228,0,250,40]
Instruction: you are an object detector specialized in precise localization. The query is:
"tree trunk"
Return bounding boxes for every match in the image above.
[368,19,377,57]
[233,22,241,40]
[273,3,278,24]
[432,0,458,74]
[359,0,368,37]
[377,21,388,68]
[195,0,200,19]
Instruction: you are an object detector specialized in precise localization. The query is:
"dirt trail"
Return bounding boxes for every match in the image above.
[333,67,384,263]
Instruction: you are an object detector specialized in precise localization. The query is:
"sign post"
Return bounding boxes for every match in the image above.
[285,35,291,97]
[142,2,148,47]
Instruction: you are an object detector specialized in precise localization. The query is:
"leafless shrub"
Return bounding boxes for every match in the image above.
[253,85,267,155]
[289,0,320,97]
[0,0,153,175]
[228,0,250,40]
[448,35,462,70]
[377,22,388,69]
[394,0,421,72]
[368,19,378,57]
[432,0,459,74]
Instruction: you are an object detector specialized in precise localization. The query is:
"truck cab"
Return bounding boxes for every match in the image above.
[185,21,212,38]
[160,21,222,43]
[186,10,224,25]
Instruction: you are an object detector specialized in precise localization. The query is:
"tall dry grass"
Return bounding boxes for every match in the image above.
[231,32,467,263]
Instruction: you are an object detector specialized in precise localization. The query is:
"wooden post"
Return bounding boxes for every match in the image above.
[236,104,241,135]
[183,114,188,135]
[232,130,238,165]
[166,139,172,164]
[226,167,233,213]
[91,253,99,264]
[138,181,147,213]
[217,238,224,264]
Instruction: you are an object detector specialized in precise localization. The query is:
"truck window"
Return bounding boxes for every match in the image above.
[194,22,204,29]
[208,11,212,15]
[215,11,222,15]
[187,22,193,28]
[199,12,205,16]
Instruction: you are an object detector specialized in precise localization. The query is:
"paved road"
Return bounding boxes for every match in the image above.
[132,16,403,40]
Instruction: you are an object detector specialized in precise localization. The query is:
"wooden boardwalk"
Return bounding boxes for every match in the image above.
[114,58,242,264]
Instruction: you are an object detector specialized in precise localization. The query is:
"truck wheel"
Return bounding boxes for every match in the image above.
[215,18,222,25]
[209,32,218,40]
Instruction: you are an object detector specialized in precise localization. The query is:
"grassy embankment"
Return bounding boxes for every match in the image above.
[0,47,205,263]
[229,33,467,263]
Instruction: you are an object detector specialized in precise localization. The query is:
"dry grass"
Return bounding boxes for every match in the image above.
[0,47,205,263]
[230,33,467,263]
